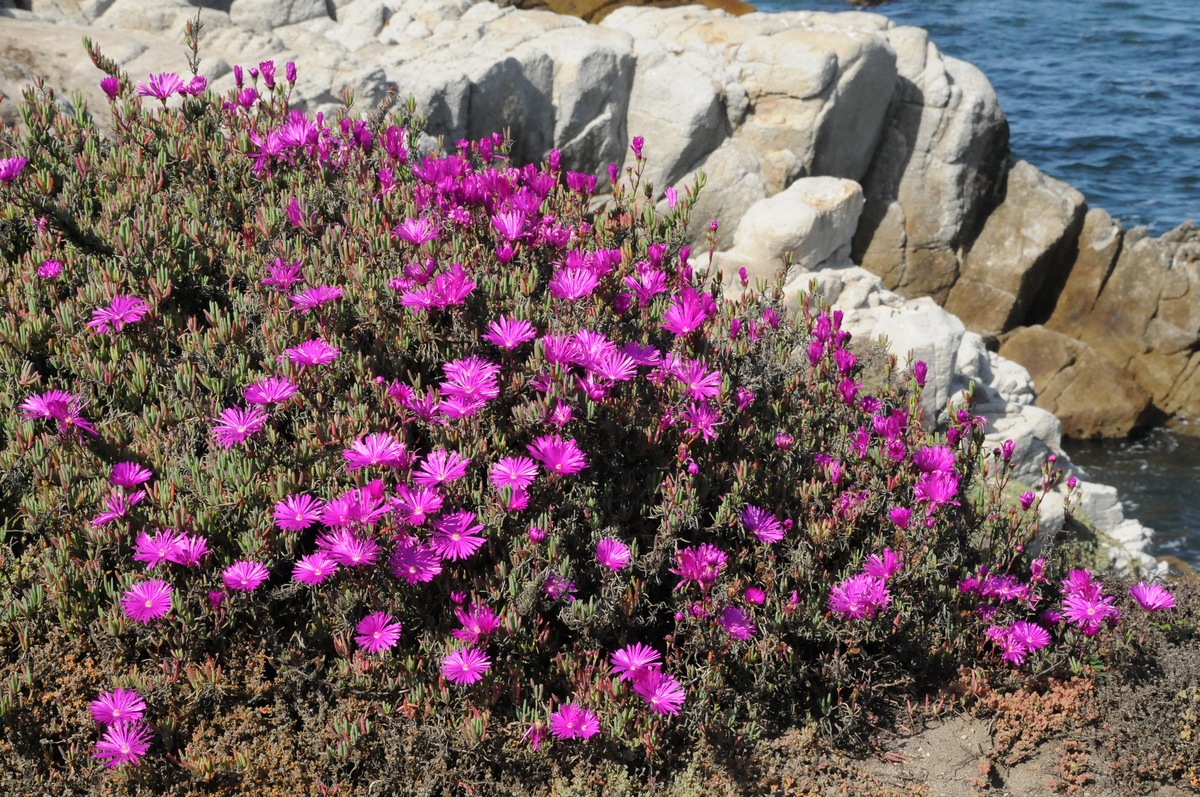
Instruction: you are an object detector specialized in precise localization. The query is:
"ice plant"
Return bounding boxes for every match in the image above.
[109,462,152,489]
[1130,582,1176,611]
[355,612,402,654]
[135,71,184,102]
[222,560,269,592]
[132,529,185,569]
[828,574,891,620]
[482,315,536,349]
[631,669,686,715]
[595,538,631,571]
[210,406,268,448]
[89,689,146,725]
[92,721,152,768]
[243,376,299,405]
[430,511,486,561]
[86,295,150,334]
[526,435,588,476]
[548,703,600,740]
[0,156,28,184]
[741,504,785,544]
[611,643,662,682]
[343,433,409,471]
[37,259,62,278]
[441,647,491,685]
[292,551,339,585]
[120,580,172,623]
[282,338,339,367]
[273,493,324,531]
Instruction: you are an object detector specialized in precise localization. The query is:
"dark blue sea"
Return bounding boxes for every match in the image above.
[757,0,1200,569]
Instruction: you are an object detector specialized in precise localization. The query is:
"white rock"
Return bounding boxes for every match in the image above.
[230,0,329,33]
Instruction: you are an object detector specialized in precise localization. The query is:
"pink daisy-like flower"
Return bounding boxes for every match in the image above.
[166,533,209,568]
[631,669,686,715]
[222,560,269,592]
[243,376,299,406]
[488,456,539,490]
[660,285,716,336]
[610,643,662,683]
[717,605,756,641]
[89,688,146,725]
[355,612,402,654]
[1130,582,1176,612]
[92,720,152,768]
[91,490,144,525]
[548,703,600,740]
[527,434,588,477]
[109,462,152,489]
[913,445,956,474]
[132,528,185,569]
[1008,620,1051,652]
[482,316,536,349]
[441,647,491,685]
[491,210,526,242]
[210,406,268,448]
[100,76,120,99]
[121,579,173,623]
[913,470,960,510]
[260,258,305,291]
[292,551,340,585]
[441,356,501,405]
[595,538,631,571]
[343,433,410,471]
[390,484,443,526]
[1062,592,1119,636]
[388,538,443,584]
[413,449,471,487]
[281,338,339,368]
[20,388,99,436]
[316,528,381,568]
[289,285,344,313]
[135,71,184,102]
[452,604,501,644]
[548,266,600,301]
[745,586,766,605]
[827,574,891,621]
[741,505,785,544]
[671,358,723,401]
[87,295,150,334]
[273,493,324,531]
[393,217,439,245]
[863,549,904,580]
[431,510,486,561]
[524,722,547,751]
[0,156,29,185]
[37,259,62,279]
[670,544,727,592]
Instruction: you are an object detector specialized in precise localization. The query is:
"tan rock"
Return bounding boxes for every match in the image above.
[943,160,1085,338]
[1045,207,1122,340]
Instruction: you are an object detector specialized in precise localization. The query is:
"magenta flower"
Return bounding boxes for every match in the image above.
[610,643,661,682]
[913,470,960,509]
[273,493,324,531]
[121,580,173,623]
[431,510,486,561]
[210,406,268,448]
[717,605,755,641]
[355,612,402,654]
[863,549,904,580]
[132,528,185,569]
[92,720,152,768]
[320,488,389,527]
[317,528,381,568]
[89,688,146,725]
[0,156,29,185]
[660,285,716,336]
[19,388,99,436]
[91,491,144,525]
[181,75,207,95]
[343,433,410,471]
[524,721,548,751]
[100,76,120,98]
[166,533,209,568]
[1129,582,1176,612]
[681,402,723,443]
[441,356,501,405]
[741,505,785,544]
[828,574,891,621]
[85,295,150,336]
[671,358,723,401]
[631,669,686,715]
[244,376,299,406]
[292,551,339,585]
[913,445,956,474]
[548,266,600,301]
[670,544,727,592]
[413,448,471,487]
[37,259,62,278]
[491,210,526,242]
[135,71,184,102]
[390,484,443,526]
[595,538,631,571]
[441,647,491,685]
[527,434,588,476]
[260,258,305,291]
[482,315,537,349]
[281,338,339,367]
[289,285,344,313]
[488,456,539,490]
[393,217,439,245]
[1008,620,1051,652]
[388,538,443,584]
[745,586,766,605]
[452,604,501,643]
[222,560,269,592]
[109,462,152,489]
[548,703,600,740]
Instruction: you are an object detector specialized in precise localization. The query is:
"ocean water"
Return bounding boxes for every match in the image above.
[755,0,1200,569]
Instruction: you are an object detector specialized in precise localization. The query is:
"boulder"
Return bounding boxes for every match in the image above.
[998,325,1156,438]
[943,160,1086,340]
[853,25,1008,303]
[505,0,756,23]
[230,0,330,32]
[1045,207,1123,340]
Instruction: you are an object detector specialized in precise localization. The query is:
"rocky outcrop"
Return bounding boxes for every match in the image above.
[502,0,756,23]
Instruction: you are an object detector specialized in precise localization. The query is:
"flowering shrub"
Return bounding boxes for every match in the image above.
[0,26,1179,791]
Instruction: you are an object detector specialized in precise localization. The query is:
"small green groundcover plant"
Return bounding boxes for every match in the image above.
[0,22,1179,793]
